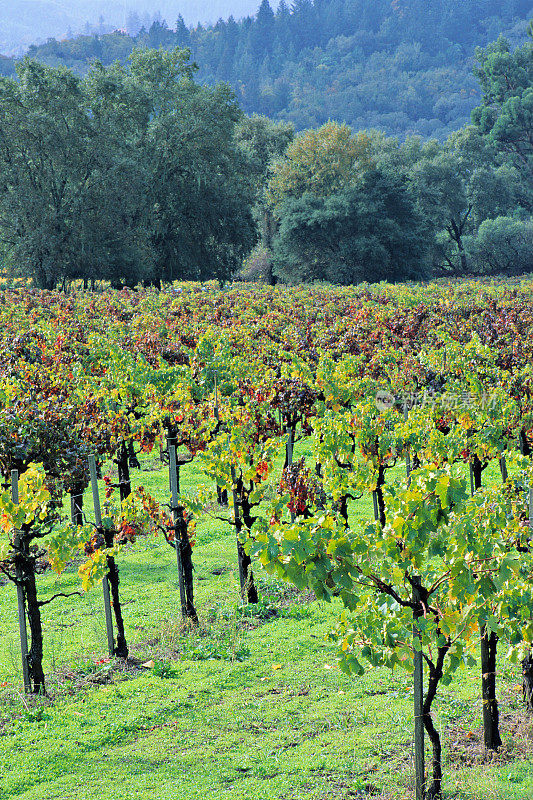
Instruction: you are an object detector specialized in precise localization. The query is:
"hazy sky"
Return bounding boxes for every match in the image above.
[1,0,277,55]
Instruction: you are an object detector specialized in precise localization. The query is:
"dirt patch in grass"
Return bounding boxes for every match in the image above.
[56,655,147,687]
[0,655,148,732]
[297,774,389,800]
[446,709,533,767]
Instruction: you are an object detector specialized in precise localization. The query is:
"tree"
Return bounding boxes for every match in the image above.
[272,168,431,284]
[466,216,533,275]
[0,59,152,289]
[472,31,533,183]
[0,49,256,288]
[0,61,89,289]
[126,12,142,37]
[175,15,190,47]
[235,114,294,277]
[128,47,257,285]
[266,122,374,216]
[407,146,473,274]
[374,127,527,276]
[250,0,276,57]
[0,466,80,693]
[250,453,533,800]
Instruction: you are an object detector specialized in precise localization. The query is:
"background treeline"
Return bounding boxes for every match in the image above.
[0,26,532,288]
[1,0,532,139]
[0,49,257,289]
[0,1,264,58]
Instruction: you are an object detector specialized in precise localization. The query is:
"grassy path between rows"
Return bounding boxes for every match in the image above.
[0,456,532,800]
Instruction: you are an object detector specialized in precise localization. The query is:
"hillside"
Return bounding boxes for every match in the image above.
[1,0,533,138]
[0,0,276,56]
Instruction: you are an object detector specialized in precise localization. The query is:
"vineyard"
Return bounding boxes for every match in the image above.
[2,279,533,800]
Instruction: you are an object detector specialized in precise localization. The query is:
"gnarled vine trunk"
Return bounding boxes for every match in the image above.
[423,645,449,800]
[103,528,129,659]
[15,542,45,694]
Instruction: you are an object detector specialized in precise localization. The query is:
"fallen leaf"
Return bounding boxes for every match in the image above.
[272,664,282,670]
[142,660,155,669]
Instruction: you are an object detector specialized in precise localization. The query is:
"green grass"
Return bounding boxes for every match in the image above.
[0,455,532,800]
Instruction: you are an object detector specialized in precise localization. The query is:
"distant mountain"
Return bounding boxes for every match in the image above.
[0,0,277,55]
[1,0,533,140]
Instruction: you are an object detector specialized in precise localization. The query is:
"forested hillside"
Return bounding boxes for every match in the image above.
[1,0,532,138]
[0,0,267,56]
[0,29,531,289]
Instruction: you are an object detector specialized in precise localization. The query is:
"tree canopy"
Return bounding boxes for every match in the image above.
[0,49,256,289]
[2,0,533,141]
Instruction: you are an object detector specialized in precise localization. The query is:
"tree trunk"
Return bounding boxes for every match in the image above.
[422,645,448,800]
[232,475,258,604]
[22,561,46,694]
[375,464,386,527]
[178,512,198,624]
[481,628,502,749]
[338,494,349,526]
[471,456,502,746]
[423,709,442,800]
[127,439,140,469]
[518,429,533,711]
[217,485,228,506]
[523,654,533,713]
[283,424,296,469]
[117,441,132,500]
[471,456,482,491]
[103,529,128,658]
[105,556,128,656]
[169,454,198,623]
[237,538,258,604]
[520,428,532,457]
[449,213,471,275]
[115,439,133,647]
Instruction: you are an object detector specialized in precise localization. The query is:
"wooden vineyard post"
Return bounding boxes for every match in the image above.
[525,484,533,712]
[11,470,31,693]
[372,490,379,522]
[168,444,188,619]
[404,404,411,485]
[407,417,424,799]
[412,575,425,800]
[214,372,219,422]
[499,455,508,483]
[470,457,502,750]
[286,431,295,523]
[88,455,115,657]
[214,374,228,506]
[286,431,294,468]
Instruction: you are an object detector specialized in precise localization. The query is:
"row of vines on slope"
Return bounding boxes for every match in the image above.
[2,280,533,798]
